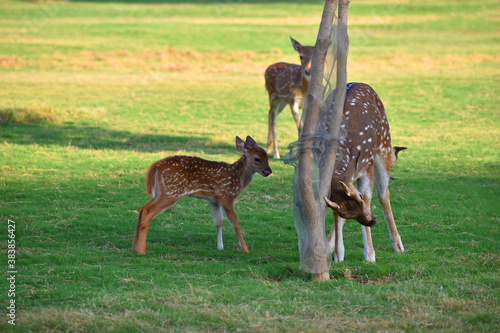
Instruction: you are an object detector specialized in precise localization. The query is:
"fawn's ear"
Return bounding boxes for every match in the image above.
[236,136,246,154]
[245,136,257,148]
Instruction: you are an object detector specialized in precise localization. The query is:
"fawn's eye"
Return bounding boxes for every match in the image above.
[254,157,261,163]
[359,193,364,200]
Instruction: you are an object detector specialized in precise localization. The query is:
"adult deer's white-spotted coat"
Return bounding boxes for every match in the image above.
[324,82,405,262]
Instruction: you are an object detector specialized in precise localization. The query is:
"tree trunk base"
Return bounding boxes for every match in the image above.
[312,272,330,281]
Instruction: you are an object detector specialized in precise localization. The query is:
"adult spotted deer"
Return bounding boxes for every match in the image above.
[265,37,314,159]
[323,82,405,263]
[132,136,272,254]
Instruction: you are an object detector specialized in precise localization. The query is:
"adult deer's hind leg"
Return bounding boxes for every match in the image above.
[374,155,404,253]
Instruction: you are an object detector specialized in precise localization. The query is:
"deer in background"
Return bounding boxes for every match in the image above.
[132,136,272,254]
[265,37,314,159]
[323,82,405,262]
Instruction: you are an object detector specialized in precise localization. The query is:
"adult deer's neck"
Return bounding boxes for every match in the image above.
[332,144,357,183]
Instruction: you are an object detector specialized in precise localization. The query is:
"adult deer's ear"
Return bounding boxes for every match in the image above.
[340,181,352,197]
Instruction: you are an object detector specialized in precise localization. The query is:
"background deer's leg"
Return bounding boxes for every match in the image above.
[221,201,249,253]
[267,98,287,159]
[209,202,224,250]
[267,105,276,155]
[132,195,179,254]
[374,155,405,253]
[290,100,302,135]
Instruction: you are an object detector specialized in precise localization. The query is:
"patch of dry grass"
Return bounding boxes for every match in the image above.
[0,47,280,73]
[3,47,499,78]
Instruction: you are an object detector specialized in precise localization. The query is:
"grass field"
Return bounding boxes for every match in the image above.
[1,0,499,331]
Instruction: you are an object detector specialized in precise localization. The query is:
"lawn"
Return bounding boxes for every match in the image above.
[0,0,499,331]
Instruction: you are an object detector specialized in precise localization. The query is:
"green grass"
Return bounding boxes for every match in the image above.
[1,0,499,331]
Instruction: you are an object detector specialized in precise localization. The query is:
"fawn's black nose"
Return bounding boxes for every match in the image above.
[262,168,272,177]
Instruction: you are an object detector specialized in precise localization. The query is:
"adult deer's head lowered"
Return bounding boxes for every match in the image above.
[325,153,377,227]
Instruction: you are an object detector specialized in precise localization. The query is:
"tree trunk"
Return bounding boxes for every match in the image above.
[297,0,349,281]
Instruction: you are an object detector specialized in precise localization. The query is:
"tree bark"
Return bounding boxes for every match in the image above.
[317,1,349,204]
[297,0,349,281]
[297,0,337,281]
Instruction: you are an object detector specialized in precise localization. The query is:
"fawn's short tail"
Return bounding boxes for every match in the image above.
[145,163,159,198]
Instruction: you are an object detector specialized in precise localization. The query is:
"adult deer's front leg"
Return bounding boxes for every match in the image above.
[327,213,346,262]
[357,175,376,262]
[361,226,375,262]
[221,201,249,253]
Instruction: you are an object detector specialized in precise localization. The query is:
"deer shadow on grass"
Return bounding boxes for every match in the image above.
[0,122,234,154]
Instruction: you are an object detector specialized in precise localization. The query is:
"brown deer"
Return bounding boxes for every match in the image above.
[132,136,272,254]
[265,37,314,159]
[323,82,405,262]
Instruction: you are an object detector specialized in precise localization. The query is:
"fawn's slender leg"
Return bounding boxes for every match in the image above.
[209,202,224,250]
[132,195,179,254]
[220,200,248,253]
